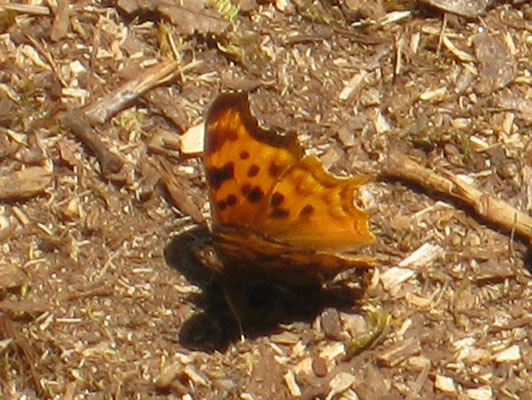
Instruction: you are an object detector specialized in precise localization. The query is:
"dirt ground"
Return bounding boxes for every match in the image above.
[2,0,532,399]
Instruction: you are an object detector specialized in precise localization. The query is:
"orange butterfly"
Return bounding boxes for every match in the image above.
[203,92,375,284]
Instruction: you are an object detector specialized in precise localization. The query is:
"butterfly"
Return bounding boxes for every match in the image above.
[203,92,375,284]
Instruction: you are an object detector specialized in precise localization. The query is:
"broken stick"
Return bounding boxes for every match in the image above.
[83,59,180,125]
[384,150,532,242]
[62,110,124,176]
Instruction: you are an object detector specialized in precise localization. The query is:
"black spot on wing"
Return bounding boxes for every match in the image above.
[271,208,290,219]
[269,162,283,178]
[247,186,264,202]
[207,162,235,190]
[299,204,315,217]
[217,200,227,211]
[271,192,284,207]
[247,165,260,177]
[226,194,237,206]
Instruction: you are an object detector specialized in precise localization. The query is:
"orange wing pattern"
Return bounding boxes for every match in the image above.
[204,92,303,228]
[204,92,374,255]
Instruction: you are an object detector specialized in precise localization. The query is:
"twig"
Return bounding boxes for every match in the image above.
[0,4,50,15]
[62,110,124,176]
[384,150,532,242]
[62,60,183,176]
[83,59,180,125]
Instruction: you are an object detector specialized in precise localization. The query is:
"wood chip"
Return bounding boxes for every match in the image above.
[326,372,356,400]
[270,331,300,344]
[434,374,457,393]
[442,36,474,62]
[466,386,493,400]
[319,342,345,361]
[420,0,492,18]
[183,365,208,386]
[154,359,184,388]
[293,357,313,376]
[380,267,416,292]
[399,243,444,269]
[339,71,367,101]
[283,369,301,397]
[179,123,204,155]
[0,263,27,289]
[377,337,421,367]
[0,167,52,200]
[493,345,521,363]
[419,87,447,102]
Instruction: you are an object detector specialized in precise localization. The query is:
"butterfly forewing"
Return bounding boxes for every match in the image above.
[204,92,302,227]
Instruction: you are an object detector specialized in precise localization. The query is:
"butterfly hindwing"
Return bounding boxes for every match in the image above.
[258,155,375,251]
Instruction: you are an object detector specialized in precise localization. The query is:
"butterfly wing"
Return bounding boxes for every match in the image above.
[213,224,373,284]
[204,92,303,226]
[204,91,374,269]
[258,155,375,251]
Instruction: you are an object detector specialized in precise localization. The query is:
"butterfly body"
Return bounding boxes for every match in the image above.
[204,92,375,284]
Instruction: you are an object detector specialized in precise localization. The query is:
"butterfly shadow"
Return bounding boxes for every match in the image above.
[164,227,368,352]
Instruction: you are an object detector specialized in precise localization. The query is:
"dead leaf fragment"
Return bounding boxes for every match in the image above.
[116,0,228,35]
[56,138,82,168]
[420,0,493,18]
[473,33,516,94]
[320,308,342,340]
